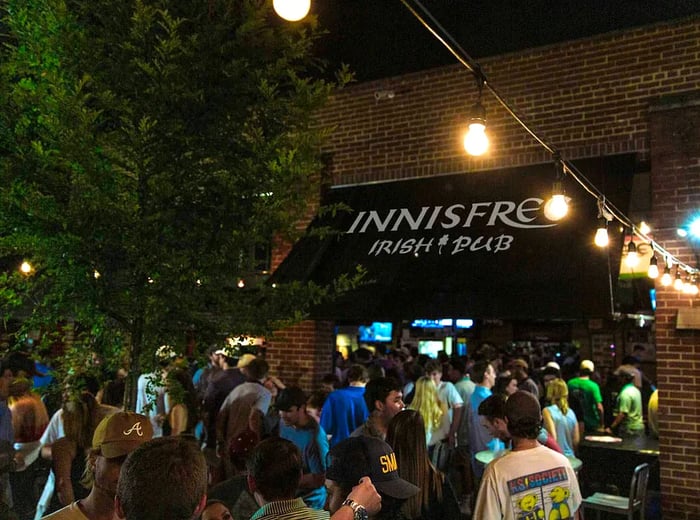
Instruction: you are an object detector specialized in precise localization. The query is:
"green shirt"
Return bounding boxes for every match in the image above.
[616,384,644,435]
[567,377,602,432]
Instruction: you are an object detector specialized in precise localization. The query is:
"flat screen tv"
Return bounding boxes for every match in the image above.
[358,322,393,342]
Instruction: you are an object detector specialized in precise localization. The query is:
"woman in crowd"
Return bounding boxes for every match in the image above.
[386,409,460,520]
[542,378,579,457]
[407,376,447,448]
[493,372,518,399]
[165,368,200,436]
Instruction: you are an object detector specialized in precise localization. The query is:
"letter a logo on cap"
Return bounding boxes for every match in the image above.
[123,422,144,437]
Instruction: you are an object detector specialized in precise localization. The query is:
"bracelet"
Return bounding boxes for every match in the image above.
[342,498,368,520]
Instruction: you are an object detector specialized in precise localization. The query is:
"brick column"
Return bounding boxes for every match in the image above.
[649,93,700,519]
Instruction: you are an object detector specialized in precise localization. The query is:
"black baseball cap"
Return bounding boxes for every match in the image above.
[276,387,306,411]
[326,436,419,500]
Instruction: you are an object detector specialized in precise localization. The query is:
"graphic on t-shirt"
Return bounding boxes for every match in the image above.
[508,466,574,519]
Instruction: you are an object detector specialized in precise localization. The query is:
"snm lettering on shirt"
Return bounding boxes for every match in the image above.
[507,466,569,494]
[380,453,397,474]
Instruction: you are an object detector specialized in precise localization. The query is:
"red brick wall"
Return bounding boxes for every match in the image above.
[650,98,700,519]
[269,17,700,514]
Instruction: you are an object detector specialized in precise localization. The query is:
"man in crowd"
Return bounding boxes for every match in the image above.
[326,436,419,520]
[247,437,381,520]
[136,344,178,438]
[474,391,582,519]
[217,358,271,478]
[44,412,153,520]
[467,359,498,480]
[116,437,207,520]
[276,386,329,509]
[607,366,644,437]
[351,377,404,440]
[567,360,604,433]
[321,365,369,447]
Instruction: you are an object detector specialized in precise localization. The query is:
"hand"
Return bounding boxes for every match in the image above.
[346,476,381,515]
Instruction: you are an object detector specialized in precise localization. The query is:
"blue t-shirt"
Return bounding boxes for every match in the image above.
[280,422,329,509]
[320,386,368,447]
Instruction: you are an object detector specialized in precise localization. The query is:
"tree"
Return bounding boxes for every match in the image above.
[0,0,356,405]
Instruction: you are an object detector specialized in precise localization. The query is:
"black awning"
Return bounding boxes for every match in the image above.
[272,155,635,321]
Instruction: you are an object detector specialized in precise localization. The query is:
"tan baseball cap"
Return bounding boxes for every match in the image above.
[92,412,154,458]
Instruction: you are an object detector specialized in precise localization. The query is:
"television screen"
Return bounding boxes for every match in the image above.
[410,318,453,328]
[418,340,444,358]
[455,319,474,329]
[358,322,393,342]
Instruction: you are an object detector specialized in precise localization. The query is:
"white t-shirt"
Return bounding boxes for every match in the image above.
[474,444,582,520]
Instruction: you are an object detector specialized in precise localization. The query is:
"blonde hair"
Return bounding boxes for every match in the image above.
[408,376,445,434]
[546,378,569,415]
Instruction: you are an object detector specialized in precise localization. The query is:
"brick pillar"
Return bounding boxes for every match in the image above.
[266,320,335,392]
[649,93,700,519]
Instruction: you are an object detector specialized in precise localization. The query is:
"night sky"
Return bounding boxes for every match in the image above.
[313,0,700,81]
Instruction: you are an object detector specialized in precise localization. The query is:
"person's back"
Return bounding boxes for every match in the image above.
[474,391,581,520]
[567,361,603,433]
[321,365,369,448]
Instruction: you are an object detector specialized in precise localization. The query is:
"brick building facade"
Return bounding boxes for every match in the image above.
[267,16,700,517]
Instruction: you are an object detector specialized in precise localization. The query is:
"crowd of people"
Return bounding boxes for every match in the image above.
[0,340,658,520]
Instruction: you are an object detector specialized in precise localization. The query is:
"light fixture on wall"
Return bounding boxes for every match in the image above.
[463,77,489,156]
[272,0,310,21]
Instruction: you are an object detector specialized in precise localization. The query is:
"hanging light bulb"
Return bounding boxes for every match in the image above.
[660,264,673,286]
[683,276,695,294]
[594,219,609,247]
[544,158,569,221]
[647,253,659,279]
[463,101,489,156]
[674,269,684,290]
[625,240,639,268]
[19,261,32,275]
[639,221,651,235]
[690,277,699,296]
[273,0,311,21]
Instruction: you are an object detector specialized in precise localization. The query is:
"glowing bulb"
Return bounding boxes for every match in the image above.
[464,122,489,156]
[690,283,699,296]
[20,261,32,274]
[674,272,684,290]
[237,279,245,288]
[647,256,659,279]
[544,194,569,221]
[660,266,672,286]
[639,221,651,235]
[625,251,639,268]
[273,0,310,21]
[683,280,694,294]
[594,225,609,247]
[93,270,101,279]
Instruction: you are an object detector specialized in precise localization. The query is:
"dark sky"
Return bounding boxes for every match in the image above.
[314,0,700,81]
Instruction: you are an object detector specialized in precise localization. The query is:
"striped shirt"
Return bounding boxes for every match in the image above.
[250,498,330,520]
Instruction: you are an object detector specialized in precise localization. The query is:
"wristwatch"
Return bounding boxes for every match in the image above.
[342,498,368,520]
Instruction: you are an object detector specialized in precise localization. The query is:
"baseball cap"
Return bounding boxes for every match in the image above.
[92,412,154,458]
[276,387,306,411]
[326,436,419,500]
[580,360,595,372]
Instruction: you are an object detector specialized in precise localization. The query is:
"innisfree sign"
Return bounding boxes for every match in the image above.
[272,155,635,320]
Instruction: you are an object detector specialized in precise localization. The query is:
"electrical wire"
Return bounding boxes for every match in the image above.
[400,0,698,275]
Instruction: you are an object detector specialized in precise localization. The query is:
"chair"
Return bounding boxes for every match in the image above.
[581,462,650,520]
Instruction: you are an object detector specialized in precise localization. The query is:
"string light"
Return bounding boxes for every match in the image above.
[625,239,639,269]
[647,253,659,279]
[19,261,32,275]
[674,268,684,291]
[660,260,673,287]
[594,220,609,247]
[463,77,489,156]
[276,0,699,287]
